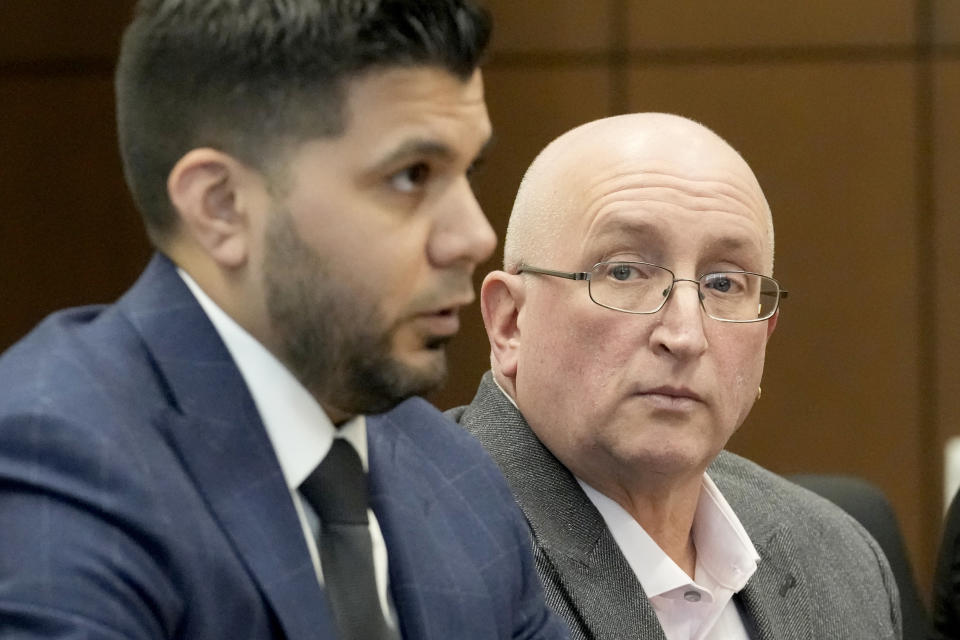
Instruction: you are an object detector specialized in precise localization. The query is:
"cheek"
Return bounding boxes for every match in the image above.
[334,231,429,319]
[518,303,637,435]
[714,329,769,424]
[525,303,634,380]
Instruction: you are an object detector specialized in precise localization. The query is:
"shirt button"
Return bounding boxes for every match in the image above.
[684,590,702,602]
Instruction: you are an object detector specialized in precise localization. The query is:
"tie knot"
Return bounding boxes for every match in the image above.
[301,439,368,526]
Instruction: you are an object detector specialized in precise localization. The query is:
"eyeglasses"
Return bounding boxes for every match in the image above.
[517,261,787,323]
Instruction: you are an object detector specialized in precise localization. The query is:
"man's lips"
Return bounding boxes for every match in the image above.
[414,297,473,338]
[635,386,704,409]
[417,309,460,336]
[642,386,702,400]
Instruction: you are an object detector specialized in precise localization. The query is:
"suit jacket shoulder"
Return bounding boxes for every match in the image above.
[452,371,901,640]
[367,397,568,639]
[0,254,327,639]
[0,256,567,640]
[709,450,902,639]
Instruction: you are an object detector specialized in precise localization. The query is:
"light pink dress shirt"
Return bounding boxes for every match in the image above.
[579,474,759,640]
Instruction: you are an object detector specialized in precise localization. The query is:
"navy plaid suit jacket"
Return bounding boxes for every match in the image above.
[0,254,566,640]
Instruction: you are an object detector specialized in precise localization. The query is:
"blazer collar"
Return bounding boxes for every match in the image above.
[368,397,517,639]
[709,452,813,640]
[118,254,336,640]
[737,541,812,640]
[458,372,665,640]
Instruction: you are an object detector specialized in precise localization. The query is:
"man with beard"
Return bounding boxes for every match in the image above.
[451,113,901,639]
[0,2,566,639]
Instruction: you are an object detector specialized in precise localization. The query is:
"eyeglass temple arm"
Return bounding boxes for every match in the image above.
[517,265,590,281]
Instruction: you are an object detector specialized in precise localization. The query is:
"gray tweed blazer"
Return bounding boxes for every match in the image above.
[448,372,902,640]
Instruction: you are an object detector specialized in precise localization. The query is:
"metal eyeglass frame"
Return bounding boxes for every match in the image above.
[516,261,787,323]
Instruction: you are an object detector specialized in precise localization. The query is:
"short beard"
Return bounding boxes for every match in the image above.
[262,208,447,416]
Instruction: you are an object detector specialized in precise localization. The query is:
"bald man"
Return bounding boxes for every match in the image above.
[449,113,901,640]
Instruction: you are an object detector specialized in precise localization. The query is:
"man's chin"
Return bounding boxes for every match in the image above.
[331,349,449,416]
[423,333,453,351]
[394,347,449,393]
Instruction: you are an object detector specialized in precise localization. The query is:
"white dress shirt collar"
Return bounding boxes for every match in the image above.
[177,269,366,488]
[692,475,759,591]
[578,474,759,640]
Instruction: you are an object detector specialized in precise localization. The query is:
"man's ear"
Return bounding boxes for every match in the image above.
[167,148,263,269]
[766,308,779,340]
[480,270,525,379]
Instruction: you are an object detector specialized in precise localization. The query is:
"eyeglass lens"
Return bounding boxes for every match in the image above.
[588,262,779,321]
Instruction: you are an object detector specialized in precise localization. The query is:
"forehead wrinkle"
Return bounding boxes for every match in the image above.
[575,165,770,260]
[577,199,765,274]
[581,209,760,259]
[582,164,765,218]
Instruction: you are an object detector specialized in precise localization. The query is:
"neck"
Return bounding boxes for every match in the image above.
[169,246,273,351]
[325,405,356,427]
[639,504,698,576]
[590,472,703,577]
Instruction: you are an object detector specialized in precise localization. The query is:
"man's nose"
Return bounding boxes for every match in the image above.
[650,279,709,357]
[427,181,497,268]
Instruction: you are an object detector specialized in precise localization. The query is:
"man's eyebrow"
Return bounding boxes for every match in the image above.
[708,235,752,252]
[373,133,494,172]
[595,215,754,245]
[591,219,659,242]
[373,139,455,171]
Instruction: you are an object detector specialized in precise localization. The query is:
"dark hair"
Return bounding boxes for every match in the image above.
[115,0,492,243]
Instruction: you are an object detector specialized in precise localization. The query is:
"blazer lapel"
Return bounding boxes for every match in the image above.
[366,402,493,640]
[458,373,665,640]
[120,255,336,640]
[737,530,813,640]
[709,452,814,640]
[546,535,666,640]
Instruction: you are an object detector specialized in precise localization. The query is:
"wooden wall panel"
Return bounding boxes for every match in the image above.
[0,1,131,62]
[483,0,614,53]
[626,1,915,49]
[934,61,960,506]
[933,0,960,44]
[0,75,149,349]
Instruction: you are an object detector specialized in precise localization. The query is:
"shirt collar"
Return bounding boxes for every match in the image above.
[578,473,759,598]
[491,373,520,409]
[692,474,759,590]
[178,269,366,490]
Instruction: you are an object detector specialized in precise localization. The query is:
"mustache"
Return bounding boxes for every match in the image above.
[406,271,478,314]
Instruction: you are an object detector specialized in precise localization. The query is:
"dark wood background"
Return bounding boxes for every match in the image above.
[3,0,959,599]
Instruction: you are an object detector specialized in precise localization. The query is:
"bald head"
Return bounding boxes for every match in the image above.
[504,113,774,274]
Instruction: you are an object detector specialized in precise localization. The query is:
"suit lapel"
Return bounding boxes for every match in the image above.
[366,411,440,639]
[546,536,666,640]
[366,401,494,640]
[710,452,814,640]
[120,255,335,640]
[458,373,665,640]
[737,532,812,640]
